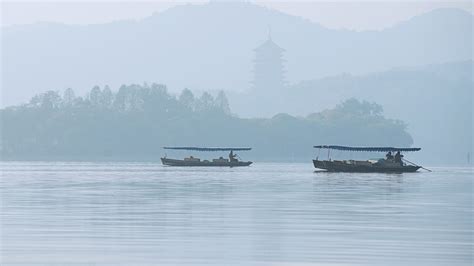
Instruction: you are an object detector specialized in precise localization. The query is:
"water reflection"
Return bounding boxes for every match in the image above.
[0,162,472,265]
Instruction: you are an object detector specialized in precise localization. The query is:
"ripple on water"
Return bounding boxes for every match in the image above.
[0,162,472,265]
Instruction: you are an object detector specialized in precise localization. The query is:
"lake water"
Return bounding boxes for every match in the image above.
[0,162,472,265]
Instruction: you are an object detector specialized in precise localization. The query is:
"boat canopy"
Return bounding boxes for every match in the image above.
[313,145,421,152]
[163,147,252,151]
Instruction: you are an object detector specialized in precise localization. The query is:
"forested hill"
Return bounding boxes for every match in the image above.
[0,84,412,161]
[229,60,472,164]
[3,4,472,107]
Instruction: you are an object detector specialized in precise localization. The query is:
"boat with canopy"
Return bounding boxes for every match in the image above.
[313,145,426,173]
[161,147,253,167]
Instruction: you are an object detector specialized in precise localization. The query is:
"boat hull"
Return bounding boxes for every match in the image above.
[313,160,420,173]
[161,158,252,167]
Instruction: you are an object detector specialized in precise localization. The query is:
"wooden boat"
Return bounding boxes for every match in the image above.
[313,160,420,173]
[161,147,253,167]
[313,145,424,173]
[161,157,252,167]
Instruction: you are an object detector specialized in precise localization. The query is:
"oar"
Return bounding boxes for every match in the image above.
[403,158,432,172]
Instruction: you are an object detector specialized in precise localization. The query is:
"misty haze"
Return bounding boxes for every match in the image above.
[0,1,472,265]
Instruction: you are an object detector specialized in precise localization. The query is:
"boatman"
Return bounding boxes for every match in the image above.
[229,150,238,162]
[386,151,394,160]
[394,151,403,165]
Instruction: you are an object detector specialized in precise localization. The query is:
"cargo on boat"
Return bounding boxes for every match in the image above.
[313,145,424,173]
[161,147,252,167]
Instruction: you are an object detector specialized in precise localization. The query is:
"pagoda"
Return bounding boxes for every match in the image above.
[252,31,286,92]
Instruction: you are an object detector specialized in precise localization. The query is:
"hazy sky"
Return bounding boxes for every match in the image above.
[1,1,472,30]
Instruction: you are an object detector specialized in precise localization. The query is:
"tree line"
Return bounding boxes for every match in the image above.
[25,83,231,114]
[1,84,413,161]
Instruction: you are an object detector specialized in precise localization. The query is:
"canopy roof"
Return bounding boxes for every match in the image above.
[163,147,252,152]
[313,145,421,152]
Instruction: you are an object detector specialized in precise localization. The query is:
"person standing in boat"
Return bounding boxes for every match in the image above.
[229,150,238,162]
[394,151,403,165]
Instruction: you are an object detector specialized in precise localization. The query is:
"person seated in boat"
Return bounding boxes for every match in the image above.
[386,151,394,160]
[229,150,238,162]
[394,151,403,165]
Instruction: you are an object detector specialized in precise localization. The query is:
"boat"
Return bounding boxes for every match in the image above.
[161,147,253,167]
[313,145,425,173]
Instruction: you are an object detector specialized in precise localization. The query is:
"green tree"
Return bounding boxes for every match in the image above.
[89,86,102,107]
[101,85,113,108]
[62,88,76,107]
[197,92,214,112]
[29,90,62,109]
[215,90,231,114]
[179,88,195,110]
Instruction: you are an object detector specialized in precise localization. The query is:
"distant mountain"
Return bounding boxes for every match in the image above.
[229,60,472,165]
[2,3,472,107]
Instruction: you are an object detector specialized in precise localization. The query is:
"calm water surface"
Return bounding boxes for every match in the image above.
[0,162,472,265]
